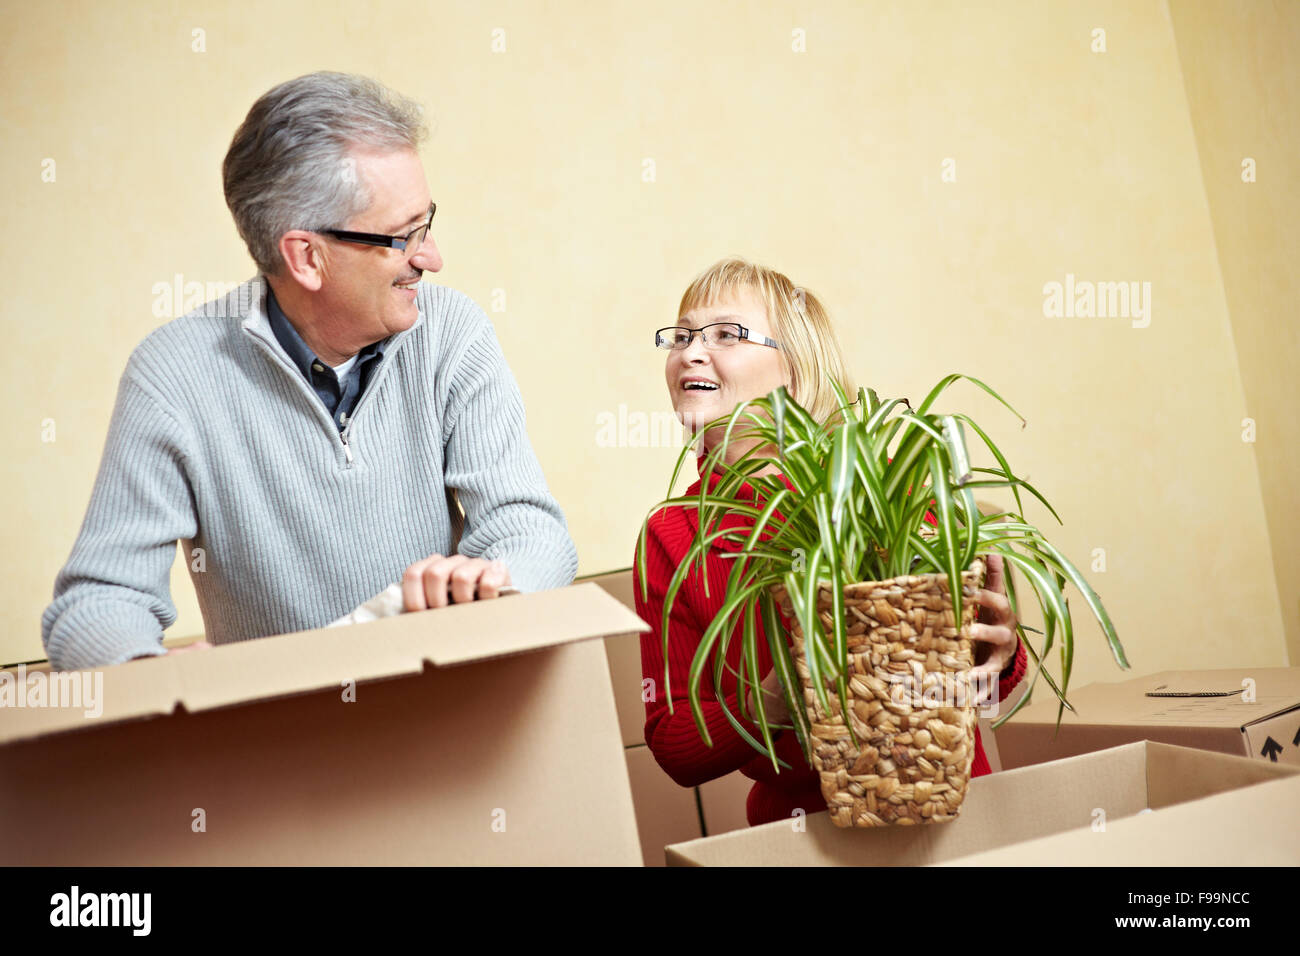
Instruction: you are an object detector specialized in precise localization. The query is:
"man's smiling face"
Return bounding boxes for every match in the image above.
[318,146,443,343]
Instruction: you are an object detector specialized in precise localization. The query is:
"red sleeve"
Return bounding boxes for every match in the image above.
[998,631,1028,702]
[737,720,810,783]
[634,514,800,788]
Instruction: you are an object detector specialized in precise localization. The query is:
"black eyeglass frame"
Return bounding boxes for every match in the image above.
[323,203,436,252]
[654,321,781,351]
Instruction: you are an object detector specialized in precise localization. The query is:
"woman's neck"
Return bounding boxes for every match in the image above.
[697,435,783,478]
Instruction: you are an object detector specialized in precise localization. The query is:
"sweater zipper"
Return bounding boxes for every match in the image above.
[340,420,354,464]
[334,335,407,465]
[244,323,413,468]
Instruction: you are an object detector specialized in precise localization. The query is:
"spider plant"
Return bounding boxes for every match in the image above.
[635,373,1128,774]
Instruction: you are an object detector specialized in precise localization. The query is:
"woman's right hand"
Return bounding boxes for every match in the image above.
[747,667,792,726]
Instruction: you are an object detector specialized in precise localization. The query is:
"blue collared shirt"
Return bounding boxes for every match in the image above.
[266,287,389,432]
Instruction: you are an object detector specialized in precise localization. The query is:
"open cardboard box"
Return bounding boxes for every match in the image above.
[665,740,1300,866]
[997,667,1300,770]
[0,582,650,865]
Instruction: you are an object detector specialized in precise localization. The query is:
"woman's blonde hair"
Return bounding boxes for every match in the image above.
[678,257,855,425]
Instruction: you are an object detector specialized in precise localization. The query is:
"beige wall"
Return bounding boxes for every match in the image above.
[2,0,1294,684]
[1168,0,1300,665]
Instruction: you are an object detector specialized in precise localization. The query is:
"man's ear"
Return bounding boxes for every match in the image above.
[276,230,326,292]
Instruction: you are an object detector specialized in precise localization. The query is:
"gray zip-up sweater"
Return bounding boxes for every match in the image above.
[41,277,577,671]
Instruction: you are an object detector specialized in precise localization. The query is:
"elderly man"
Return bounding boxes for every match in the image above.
[41,72,577,671]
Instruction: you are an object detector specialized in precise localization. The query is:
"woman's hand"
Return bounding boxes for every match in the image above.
[968,553,1020,707]
[747,667,791,726]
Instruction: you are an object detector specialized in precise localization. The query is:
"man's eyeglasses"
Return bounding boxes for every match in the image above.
[323,203,436,253]
[655,322,780,351]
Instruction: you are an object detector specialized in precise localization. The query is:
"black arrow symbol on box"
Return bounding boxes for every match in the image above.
[1261,737,1283,761]
[1293,725,1300,747]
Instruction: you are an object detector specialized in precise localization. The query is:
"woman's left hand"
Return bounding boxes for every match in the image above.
[968,553,1020,707]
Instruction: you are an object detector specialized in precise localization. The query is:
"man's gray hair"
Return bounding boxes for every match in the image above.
[223,72,428,276]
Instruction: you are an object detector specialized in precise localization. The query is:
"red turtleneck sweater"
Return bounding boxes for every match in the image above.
[634,459,1029,827]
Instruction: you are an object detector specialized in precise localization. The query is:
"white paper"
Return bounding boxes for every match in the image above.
[327,582,519,628]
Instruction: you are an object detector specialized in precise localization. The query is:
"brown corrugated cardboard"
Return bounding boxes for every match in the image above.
[666,740,1299,866]
[584,569,649,747]
[998,667,1300,770]
[977,716,1003,772]
[587,570,719,864]
[0,583,650,865]
[937,773,1300,865]
[624,745,704,865]
[698,771,755,836]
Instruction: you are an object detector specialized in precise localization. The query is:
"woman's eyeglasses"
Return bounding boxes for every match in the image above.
[655,322,780,351]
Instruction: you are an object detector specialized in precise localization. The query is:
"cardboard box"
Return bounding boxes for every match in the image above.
[976,715,1003,772]
[666,740,1299,866]
[587,570,763,860]
[998,667,1300,770]
[935,771,1300,865]
[624,745,703,865]
[584,569,648,747]
[587,570,712,865]
[0,583,649,865]
[698,771,754,837]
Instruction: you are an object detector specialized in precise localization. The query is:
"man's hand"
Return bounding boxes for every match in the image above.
[128,639,213,661]
[968,553,1019,706]
[169,639,213,654]
[401,554,512,610]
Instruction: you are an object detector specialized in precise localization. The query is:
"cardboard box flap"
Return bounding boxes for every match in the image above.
[0,582,649,747]
[0,657,183,745]
[582,568,652,747]
[393,581,649,666]
[1145,739,1297,807]
[1014,667,1300,729]
[937,772,1300,866]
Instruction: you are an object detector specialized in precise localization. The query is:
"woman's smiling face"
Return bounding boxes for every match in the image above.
[665,285,790,437]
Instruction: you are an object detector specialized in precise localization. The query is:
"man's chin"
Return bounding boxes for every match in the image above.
[388,302,420,331]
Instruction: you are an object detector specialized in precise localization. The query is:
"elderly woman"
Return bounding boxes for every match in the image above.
[634,257,1028,827]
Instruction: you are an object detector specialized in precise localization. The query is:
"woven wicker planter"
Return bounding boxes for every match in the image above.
[772,557,987,828]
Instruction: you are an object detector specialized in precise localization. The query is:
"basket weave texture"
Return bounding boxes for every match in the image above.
[773,557,986,828]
